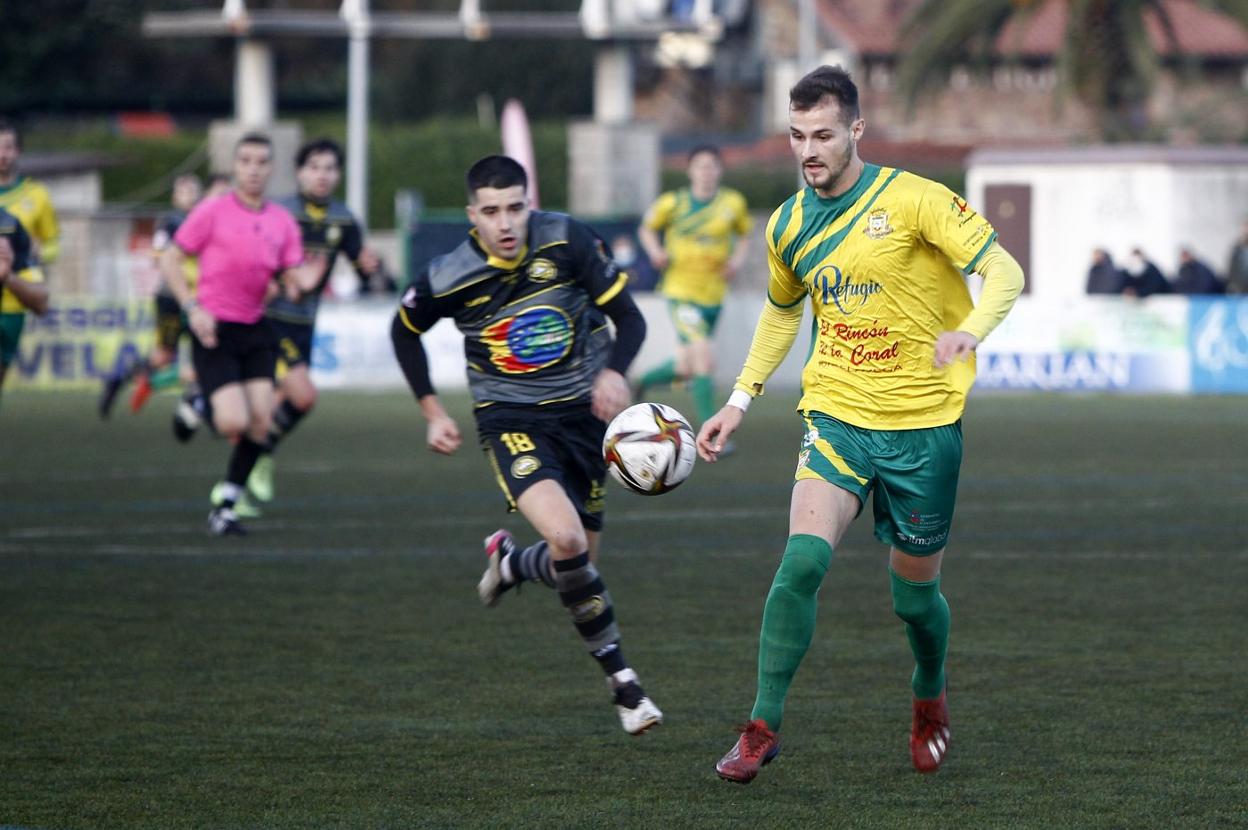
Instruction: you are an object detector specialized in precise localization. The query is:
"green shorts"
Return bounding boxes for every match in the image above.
[0,312,25,367]
[666,299,721,345]
[794,411,963,555]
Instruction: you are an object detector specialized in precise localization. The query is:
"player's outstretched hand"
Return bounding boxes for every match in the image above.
[189,306,218,349]
[591,368,630,423]
[696,404,744,463]
[934,331,979,369]
[357,247,381,275]
[427,414,462,455]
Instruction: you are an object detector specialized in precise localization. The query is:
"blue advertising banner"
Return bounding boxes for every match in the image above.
[1189,297,1248,393]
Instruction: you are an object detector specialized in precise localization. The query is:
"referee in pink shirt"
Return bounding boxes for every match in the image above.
[160,133,324,535]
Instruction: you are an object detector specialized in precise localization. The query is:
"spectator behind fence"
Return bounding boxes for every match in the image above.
[1171,247,1225,295]
[1122,247,1169,298]
[1227,221,1248,295]
[1085,247,1126,294]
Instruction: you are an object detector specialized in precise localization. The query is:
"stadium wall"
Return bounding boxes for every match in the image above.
[8,293,1248,396]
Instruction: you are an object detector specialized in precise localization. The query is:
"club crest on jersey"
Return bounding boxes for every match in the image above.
[481,305,573,373]
[810,264,882,316]
[326,225,342,245]
[864,209,893,239]
[527,258,558,283]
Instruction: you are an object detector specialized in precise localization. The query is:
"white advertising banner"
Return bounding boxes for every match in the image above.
[974,296,1191,393]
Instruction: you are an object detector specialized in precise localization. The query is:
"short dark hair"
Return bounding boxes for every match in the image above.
[790,65,860,123]
[466,155,527,199]
[0,118,21,149]
[235,132,272,153]
[297,137,343,169]
[689,144,721,163]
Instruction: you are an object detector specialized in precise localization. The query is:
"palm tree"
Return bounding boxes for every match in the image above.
[895,0,1248,141]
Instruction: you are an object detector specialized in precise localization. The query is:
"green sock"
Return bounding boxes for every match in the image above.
[149,365,180,391]
[691,374,715,424]
[638,360,678,396]
[750,534,834,731]
[890,570,950,700]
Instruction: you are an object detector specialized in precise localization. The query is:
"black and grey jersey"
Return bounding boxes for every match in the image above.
[266,194,364,325]
[152,209,188,301]
[0,207,34,271]
[397,210,625,410]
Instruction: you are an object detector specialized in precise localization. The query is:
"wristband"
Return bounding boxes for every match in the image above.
[727,389,752,413]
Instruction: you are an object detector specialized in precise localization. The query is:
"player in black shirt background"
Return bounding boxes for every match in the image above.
[231,139,382,510]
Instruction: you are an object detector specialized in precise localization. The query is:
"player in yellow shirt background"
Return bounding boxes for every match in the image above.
[0,120,60,266]
[636,145,751,429]
[0,119,58,397]
[698,66,1024,783]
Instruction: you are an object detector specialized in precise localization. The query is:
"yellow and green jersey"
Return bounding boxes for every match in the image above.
[750,164,997,430]
[0,207,44,313]
[643,186,751,306]
[0,176,59,264]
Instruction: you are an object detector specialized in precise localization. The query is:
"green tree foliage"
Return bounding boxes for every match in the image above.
[895,0,1248,141]
[0,1,234,113]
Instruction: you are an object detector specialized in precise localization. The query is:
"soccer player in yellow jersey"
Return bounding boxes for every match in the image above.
[636,145,751,427]
[700,66,1024,783]
[0,120,57,396]
[0,121,60,265]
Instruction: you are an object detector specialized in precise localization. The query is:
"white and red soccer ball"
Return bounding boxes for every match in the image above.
[602,402,697,495]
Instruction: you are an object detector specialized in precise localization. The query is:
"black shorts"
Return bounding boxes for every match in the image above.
[478,405,608,532]
[269,318,314,369]
[192,320,277,398]
[154,293,188,351]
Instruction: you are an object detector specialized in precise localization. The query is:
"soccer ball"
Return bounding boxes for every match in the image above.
[602,402,697,495]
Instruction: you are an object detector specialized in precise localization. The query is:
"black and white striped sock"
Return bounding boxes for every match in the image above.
[553,552,627,676]
[509,540,556,588]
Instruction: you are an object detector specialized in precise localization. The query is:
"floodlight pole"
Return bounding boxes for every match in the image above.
[342,0,370,228]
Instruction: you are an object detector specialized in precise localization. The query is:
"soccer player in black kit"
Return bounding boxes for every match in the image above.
[390,155,662,735]
[238,138,380,508]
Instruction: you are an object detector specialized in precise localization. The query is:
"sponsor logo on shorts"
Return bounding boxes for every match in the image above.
[511,455,541,478]
[802,427,819,448]
[896,529,949,548]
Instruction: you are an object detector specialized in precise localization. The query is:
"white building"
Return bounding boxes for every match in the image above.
[966,146,1248,297]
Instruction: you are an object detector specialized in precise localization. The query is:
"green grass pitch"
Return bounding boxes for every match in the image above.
[1,389,1245,829]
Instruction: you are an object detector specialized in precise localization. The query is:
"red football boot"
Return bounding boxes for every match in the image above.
[910,689,951,773]
[129,373,153,413]
[715,719,781,784]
